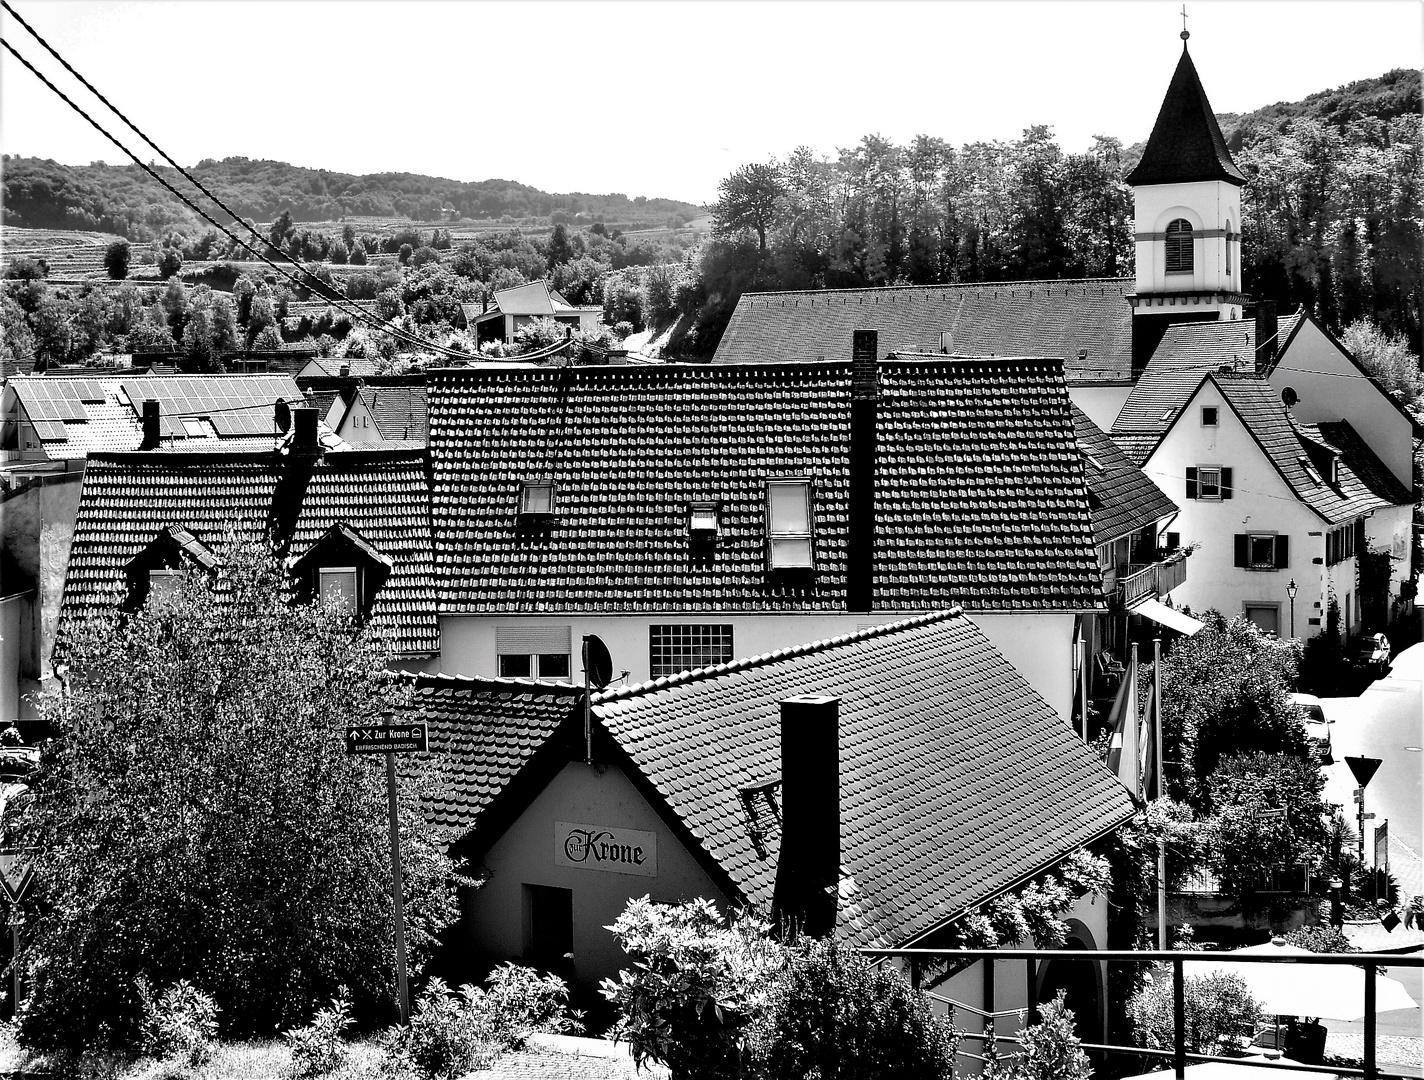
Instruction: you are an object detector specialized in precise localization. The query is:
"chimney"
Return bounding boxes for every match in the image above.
[291,406,319,451]
[772,694,840,939]
[274,400,291,433]
[848,331,878,611]
[339,362,350,378]
[139,399,160,450]
[1254,300,1278,369]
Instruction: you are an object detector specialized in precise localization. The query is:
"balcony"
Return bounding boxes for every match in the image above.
[1113,549,1190,610]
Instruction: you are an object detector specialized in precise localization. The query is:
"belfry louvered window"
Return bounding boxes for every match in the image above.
[1165,219,1193,274]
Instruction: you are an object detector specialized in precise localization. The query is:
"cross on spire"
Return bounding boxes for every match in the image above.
[1180,5,1190,42]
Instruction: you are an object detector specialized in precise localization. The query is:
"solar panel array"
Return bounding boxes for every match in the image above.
[120,377,301,438]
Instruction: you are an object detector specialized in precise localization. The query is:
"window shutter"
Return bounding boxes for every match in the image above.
[1220,467,1233,499]
[496,625,572,654]
[1186,467,1198,500]
[1354,518,1366,554]
[1275,535,1290,569]
[1234,534,1248,568]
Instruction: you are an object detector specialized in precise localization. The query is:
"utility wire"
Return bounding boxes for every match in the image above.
[0,22,474,363]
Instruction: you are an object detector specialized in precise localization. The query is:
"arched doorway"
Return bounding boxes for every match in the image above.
[1035,922,1103,1043]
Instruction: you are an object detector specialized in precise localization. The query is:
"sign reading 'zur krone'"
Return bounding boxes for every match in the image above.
[554,822,657,877]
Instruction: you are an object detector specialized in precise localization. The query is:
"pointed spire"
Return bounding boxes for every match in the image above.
[1126,39,1246,187]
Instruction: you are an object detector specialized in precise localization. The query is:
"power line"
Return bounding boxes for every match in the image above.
[0,22,472,363]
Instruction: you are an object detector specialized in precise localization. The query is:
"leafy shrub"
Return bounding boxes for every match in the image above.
[284,991,353,1078]
[601,896,779,1080]
[138,980,219,1066]
[1283,926,1355,953]
[511,315,568,353]
[747,936,958,1080]
[156,247,183,279]
[1012,991,1091,1080]
[473,963,583,1041]
[1128,970,1262,1055]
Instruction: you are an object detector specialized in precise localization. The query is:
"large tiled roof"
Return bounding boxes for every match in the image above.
[416,613,1135,948]
[1125,44,1247,187]
[490,280,597,317]
[364,385,428,444]
[1111,314,1302,445]
[1211,375,1411,524]
[712,279,1135,383]
[300,357,380,379]
[4,374,303,459]
[57,449,439,657]
[1072,405,1178,546]
[427,359,1102,614]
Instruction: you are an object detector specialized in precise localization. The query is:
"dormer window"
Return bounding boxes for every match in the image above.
[520,481,556,517]
[319,567,358,615]
[689,502,719,535]
[766,479,813,570]
[1329,456,1340,485]
[146,569,184,606]
[124,526,222,611]
[288,523,393,622]
[1165,219,1193,274]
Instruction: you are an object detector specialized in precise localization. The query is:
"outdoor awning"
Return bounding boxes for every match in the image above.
[1134,597,1204,636]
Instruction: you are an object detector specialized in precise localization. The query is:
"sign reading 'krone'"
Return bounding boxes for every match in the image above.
[554,821,657,877]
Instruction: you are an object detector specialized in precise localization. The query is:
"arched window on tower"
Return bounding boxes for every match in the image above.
[1165,218,1193,274]
[1225,220,1234,280]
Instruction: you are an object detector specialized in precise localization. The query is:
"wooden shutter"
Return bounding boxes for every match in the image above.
[1221,467,1233,499]
[1234,534,1249,567]
[1186,467,1198,500]
[1275,535,1290,569]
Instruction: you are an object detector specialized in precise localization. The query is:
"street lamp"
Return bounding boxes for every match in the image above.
[1286,579,1298,638]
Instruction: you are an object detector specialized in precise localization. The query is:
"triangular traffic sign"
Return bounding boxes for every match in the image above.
[1345,756,1383,790]
[0,850,34,903]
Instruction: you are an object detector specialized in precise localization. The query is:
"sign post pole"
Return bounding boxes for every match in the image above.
[9,912,17,1017]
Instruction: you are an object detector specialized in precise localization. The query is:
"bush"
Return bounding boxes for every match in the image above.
[1012,991,1092,1080]
[747,936,958,1080]
[1283,925,1355,953]
[1127,970,1262,1055]
[156,247,183,279]
[511,315,568,354]
[398,243,414,265]
[285,991,353,1078]
[139,980,219,1067]
[104,240,131,279]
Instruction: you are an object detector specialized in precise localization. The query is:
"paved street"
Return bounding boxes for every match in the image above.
[1321,642,1424,899]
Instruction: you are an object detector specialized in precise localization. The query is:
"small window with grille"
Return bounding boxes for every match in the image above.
[1165,219,1193,274]
[650,624,734,677]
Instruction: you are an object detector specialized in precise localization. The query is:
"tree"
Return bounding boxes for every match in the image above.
[399,243,414,265]
[330,239,350,265]
[1203,753,1329,895]
[156,245,183,279]
[30,294,72,366]
[252,323,283,352]
[1128,971,1263,1055]
[712,162,785,255]
[1340,318,1423,409]
[104,239,131,279]
[15,543,460,1049]
[350,241,368,265]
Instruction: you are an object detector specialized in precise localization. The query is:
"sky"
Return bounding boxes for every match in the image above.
[1,0,1420,206]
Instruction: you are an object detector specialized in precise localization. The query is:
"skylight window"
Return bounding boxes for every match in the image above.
[766,479,813,570]
[520,481,556,517]
[689,502,719,534]
[180,417,214,439]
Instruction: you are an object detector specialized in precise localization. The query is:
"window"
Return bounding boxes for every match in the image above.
[1165,218,1193,274]
[766,479,813,569]
[1235,533,1289,571]
[1201,407,1218,427]
[650,624,734,677]
[180,417,208,438]
[1326,522,1357,566]
[520,481,555,516]
[1243,603,1280,635]
[688,502,719,534]
[496,625,572,682]
[319,567,358,615]
[1186,466,1232,501]
[522,884,573,973]
[147,569,183,605]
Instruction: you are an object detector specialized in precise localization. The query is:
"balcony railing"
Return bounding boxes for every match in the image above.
[1113,549,1190,609]
[860,947,1422,1080]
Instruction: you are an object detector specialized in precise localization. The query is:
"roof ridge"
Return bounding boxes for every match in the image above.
[740,277,1130,300]
[415,671,584,696]
[592,610,963,705]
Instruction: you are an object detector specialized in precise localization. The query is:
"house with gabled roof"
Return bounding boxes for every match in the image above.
[331,384,428,448]
[413,610,1135,1034]
[1117,370,1411,640]
[52,422,440,669]
[426,333,1105,723]
[458,280,602,346]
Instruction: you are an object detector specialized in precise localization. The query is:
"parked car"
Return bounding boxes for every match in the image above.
[1351,632,1391,675]
[1288,691,1332,763]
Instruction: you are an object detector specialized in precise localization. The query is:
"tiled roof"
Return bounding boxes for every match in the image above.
[3,374,303,459]
[416,613,1135,948]
[1209,374,1409,524]
[1072,405,1178,546]
[489,281,596,317]
[301,357,380,379]
[1125,44,1247,187]
[364,385,428,444]
[712,279,1135,383]
[57,449,439,657]
[427,359,1102,614]
[1112,315,1302,441]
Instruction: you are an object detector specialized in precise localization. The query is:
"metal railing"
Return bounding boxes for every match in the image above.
[860,947,1423,1080]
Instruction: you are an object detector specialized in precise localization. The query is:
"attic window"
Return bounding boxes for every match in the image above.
[319,567,358,616]
[1202,407,1218,427]
[520,482,556,517]
[766,479,813,570]
[180,417,209,438]
[689,502,719,534]
[147,569,184,606]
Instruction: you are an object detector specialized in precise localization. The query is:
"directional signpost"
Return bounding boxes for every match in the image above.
[0,849,37,1016]
[1345,755,1383,879]
[347,719,428,1025]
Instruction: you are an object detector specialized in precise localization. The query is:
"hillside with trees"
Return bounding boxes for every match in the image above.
[0,155,702,238]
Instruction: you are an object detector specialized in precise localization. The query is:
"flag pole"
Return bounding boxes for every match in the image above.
[1155,635,1167,950]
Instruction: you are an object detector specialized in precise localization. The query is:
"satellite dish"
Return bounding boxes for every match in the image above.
[1282,386,1298,409]
[583,635,613,690]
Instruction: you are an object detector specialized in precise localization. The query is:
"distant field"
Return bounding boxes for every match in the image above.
[1,226,126,282]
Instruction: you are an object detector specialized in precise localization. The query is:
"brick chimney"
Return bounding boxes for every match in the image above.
[1254,300,1279,369]
[139,399,160,450]
[291,406,319,451]
[847,331,878,612]
[772,694,840,939]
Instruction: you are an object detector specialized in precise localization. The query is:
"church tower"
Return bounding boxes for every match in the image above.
[1126,29,1248,373]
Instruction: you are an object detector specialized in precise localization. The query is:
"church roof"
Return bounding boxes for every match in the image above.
[1125,43,1246,188]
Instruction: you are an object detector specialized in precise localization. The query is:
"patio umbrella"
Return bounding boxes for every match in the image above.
[1185,939,1419,1021]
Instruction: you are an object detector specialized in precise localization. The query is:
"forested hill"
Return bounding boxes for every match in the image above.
[0,155,704,239]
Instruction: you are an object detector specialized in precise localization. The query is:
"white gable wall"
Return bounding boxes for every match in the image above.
[335,397,383,444]
[1068,384,1134,432]
[1268,319,1415,489]
[1141,381,1326,635]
